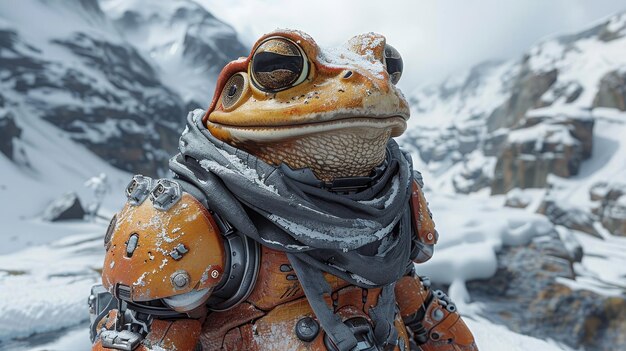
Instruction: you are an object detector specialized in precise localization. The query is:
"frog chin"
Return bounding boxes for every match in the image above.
[209,116,406,181]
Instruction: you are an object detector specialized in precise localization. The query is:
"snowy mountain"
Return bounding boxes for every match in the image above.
[100,0,247,106]
[404,11,626,351]
[1,2,626,351]
[0,0,245,177]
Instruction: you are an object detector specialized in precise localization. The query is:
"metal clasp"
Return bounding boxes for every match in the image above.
[125,175,153,206]
[100,329,142,351]
[150,179,182,211]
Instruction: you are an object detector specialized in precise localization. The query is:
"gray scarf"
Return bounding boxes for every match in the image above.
[169,109,414,349]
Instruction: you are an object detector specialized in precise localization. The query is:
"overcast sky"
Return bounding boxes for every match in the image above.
[199,0,625,93]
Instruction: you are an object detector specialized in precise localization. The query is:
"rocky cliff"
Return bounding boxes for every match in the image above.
[404,11,626,351]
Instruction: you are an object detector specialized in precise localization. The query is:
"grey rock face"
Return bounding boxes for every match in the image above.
[0,0,246,176]
[491,114,594,195]
[0,112,21,160]
[594,70,626,111]
[43,33,186,176]
[487,66,557,132]
[0,25,184,176]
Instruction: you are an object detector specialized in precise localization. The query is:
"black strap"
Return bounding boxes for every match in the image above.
[287,254,359,351]
[369,284,399,349]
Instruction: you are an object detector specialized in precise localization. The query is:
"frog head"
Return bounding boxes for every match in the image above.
[204,29,410,181]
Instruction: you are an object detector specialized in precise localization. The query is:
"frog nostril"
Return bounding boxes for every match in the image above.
[343,71,353,79]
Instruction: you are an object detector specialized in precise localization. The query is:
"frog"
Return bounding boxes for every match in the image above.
[89,29,478,351]
[204,29,409,181]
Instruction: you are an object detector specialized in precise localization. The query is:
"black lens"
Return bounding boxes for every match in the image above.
[384,44,403,84]
[251,38,306,91]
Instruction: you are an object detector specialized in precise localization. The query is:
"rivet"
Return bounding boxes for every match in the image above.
[171,270,190,289]
[295,317,320,342]
[432,308,444,321]
[427,232,434,241]
[211,270,219,279]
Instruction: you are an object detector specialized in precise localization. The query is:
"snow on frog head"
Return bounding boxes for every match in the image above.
[203,29,410,181]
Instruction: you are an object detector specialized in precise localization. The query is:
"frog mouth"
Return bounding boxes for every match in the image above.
[208,116,407,142]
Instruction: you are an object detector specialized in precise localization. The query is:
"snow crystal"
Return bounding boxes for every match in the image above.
[260,238,309,251]
[199,151,279,195]
[133,272,148,287]
[318,39,386,80]
[267,213,396,250]
[350,273,376,286]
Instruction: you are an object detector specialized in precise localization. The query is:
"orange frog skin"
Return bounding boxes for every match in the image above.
[205,29,409,181]
[90,29,477,351]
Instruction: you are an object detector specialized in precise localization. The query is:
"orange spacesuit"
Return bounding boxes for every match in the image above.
[89,30,477,351]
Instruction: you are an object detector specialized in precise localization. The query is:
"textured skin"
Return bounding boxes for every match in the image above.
[205,29,410,181]
[238,127,392,180]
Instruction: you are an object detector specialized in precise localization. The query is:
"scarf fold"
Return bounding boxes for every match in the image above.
[169,109,414,287]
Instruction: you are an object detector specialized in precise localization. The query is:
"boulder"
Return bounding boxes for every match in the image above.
[536,198,602,238]
[42,192,86,222]
[593,69,626,111]
[504,188,532,209]
[465,230,626,351]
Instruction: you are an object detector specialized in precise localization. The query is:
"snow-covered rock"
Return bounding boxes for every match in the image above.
[41,192,86,222]
[403,11,626,196]
[504,188,532,209]
[590,181,626,237]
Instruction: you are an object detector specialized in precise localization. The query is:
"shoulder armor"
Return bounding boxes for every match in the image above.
[410,179,438,263]
[102,177,225,303]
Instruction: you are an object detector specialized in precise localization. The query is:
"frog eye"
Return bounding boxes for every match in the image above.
[384,44,403,85]
[221,72,249,110]
[250,37,309,92]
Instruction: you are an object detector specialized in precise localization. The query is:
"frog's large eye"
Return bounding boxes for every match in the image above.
[384,44,403,85]
[221,72,249,110]
[250,37,309,92]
